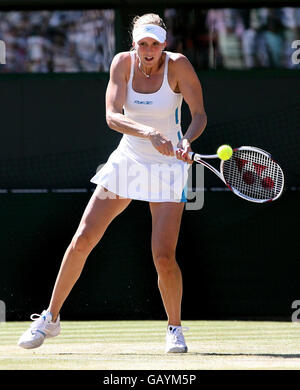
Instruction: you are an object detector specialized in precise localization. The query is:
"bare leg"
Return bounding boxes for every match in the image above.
[48,186,131,321]
[149,202,185,326]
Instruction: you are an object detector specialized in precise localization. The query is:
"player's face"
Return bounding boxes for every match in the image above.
[135,37,166,67]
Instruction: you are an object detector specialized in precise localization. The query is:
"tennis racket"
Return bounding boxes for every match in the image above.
[176,146,284,203]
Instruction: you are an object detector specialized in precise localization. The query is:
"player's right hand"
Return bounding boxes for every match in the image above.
[148,130,174,157]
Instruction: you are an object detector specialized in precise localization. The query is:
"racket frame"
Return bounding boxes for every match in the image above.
[178,146,284,203]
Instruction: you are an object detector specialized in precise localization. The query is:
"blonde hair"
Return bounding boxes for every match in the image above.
[130,13,166,45]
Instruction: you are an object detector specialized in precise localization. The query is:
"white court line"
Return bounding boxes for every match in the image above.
[0,187,297,194]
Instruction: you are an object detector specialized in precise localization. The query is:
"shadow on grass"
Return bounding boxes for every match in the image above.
[198,353,300,359]
[50,352,300,359]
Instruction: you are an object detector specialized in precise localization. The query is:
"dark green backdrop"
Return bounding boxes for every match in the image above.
[0,0,299,320]
[0,69,299,321]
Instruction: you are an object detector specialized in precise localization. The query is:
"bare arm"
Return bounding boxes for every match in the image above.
[174,54,207,163]
[176,55,207,142]
[105,53,153,138]
[105,52,175,156]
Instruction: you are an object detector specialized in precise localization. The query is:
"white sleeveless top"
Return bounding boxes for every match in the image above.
[90,50,190,202]
[118,51,184,163]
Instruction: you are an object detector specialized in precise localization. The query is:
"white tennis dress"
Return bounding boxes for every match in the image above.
[90,51,190,202]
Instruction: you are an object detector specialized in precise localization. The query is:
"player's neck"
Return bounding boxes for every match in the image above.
[137,53,164,78]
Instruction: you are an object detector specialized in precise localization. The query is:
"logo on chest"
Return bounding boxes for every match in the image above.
[134,100,153,105]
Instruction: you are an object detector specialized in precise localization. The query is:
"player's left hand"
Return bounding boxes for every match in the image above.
[176,138,193,164]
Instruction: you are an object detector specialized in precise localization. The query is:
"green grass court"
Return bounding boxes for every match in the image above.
[1,320,300,370]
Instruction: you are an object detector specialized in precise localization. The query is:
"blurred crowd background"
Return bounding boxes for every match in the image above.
[165,7,300,69]
[0,10,115,72]
[0,7,299,72]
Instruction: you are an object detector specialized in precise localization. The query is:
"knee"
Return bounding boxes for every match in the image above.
[71,230,96,254]
[153,254,176,275]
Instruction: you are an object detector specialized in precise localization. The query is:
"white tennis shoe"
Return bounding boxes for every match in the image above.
[18,310,60,349]
[165,325,188,353]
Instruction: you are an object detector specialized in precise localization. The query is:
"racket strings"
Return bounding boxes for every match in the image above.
[223,149,284,201]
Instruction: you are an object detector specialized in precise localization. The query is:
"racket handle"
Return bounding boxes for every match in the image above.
[174,147,218,160]
[174,147,195,161]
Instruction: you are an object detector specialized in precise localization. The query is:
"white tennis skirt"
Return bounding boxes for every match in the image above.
[90,147,190,203]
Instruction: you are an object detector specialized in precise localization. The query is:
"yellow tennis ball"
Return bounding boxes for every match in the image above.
[217,144,233,160]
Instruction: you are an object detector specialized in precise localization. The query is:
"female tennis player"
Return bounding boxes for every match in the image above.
[18,13,207,353]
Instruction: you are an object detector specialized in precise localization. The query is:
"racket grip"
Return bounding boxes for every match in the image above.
[174,147,195,161]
